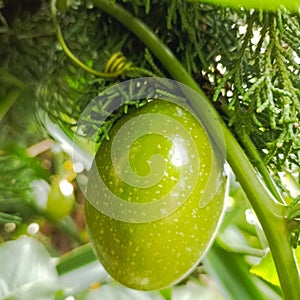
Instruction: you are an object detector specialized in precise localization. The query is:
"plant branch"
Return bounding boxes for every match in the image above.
[91,1,300,298]
[239,130,285,203]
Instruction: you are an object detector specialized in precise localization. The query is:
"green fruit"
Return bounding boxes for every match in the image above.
[47,177,74,220]
[85,100,227,290]
[199,0,300,11]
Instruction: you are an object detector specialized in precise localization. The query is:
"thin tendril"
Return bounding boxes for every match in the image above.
[50,0,130,78]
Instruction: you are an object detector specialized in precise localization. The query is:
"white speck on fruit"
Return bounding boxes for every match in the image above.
[176,107,183,116]
[161,208,168,215]
[141,278,149,286]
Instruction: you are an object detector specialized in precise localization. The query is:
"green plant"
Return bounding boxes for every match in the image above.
[0,0,299,299]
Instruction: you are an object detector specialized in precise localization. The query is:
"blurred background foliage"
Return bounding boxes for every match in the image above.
[0,0,299,299]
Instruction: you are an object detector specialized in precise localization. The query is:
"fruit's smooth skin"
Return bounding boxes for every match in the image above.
[85,100,226,290]
[199,0,300,11]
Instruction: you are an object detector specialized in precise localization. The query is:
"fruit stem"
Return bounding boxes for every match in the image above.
[91,1,300,298]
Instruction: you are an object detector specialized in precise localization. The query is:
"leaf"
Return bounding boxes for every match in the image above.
[0,236,59,300]
[159,288,172,300]
[250,251,280,286]
[250,248,300,287]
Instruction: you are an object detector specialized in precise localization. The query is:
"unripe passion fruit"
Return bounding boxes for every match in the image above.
[85,99,227,290]
[47,177,75,220]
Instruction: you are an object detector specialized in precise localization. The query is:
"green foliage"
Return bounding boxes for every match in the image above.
[0,1,299,297]
[251,248,300,287]
[0,145,48,224]
[2,0,299,180]
[210,9,300,174]
[250,250,281,287]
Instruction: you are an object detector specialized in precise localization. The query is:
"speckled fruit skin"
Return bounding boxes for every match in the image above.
[85,100,226,291]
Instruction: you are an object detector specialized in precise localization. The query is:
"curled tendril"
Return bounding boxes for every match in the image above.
[104,51,132,74]
[50,0,131,78]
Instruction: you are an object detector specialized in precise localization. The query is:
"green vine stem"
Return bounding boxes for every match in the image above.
[90,1,300,298]
[239,130,285,203]
[50,0,129,78]
[38,207,84,245]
